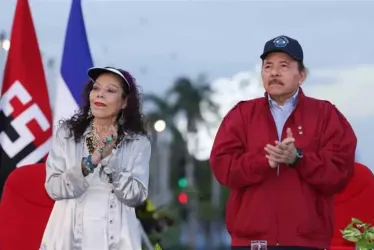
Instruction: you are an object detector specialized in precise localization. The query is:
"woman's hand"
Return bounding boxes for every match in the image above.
[92,125,118,165]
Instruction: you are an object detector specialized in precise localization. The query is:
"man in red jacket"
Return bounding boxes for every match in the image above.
[210,35,357,250]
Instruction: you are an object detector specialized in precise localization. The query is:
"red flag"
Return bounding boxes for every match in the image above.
[0,0,52,197]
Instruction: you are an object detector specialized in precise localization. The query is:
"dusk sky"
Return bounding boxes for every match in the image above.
[1,0,373,170]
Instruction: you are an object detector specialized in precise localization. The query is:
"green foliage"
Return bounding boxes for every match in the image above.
[198,200,220,222]
[136,199,175,245]
[194,160,212,200]
[220,186,230,216]
[153,223,186,249]
[341,218,374,249]
[144,74,223,227]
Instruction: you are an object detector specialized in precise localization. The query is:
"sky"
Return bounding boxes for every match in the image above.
[179,64,374,166]
[0,0,373,170]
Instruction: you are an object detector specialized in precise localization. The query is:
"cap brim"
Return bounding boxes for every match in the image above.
[260,49,302,61]
[87,67,130,90]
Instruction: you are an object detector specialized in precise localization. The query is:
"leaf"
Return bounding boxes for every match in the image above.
[367,232,374,240]
[146,200,156,212]
[368,227,374,233]
[342,228,362,236]
[342,227,363,243]
[342,219,374,247]
[342,235,359,242]
[154,242,163,250]
[352,218,364,224]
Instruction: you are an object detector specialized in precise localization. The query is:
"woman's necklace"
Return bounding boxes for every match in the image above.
[86,135,96,155]
[86,121,121,154]
[85,121,123,183]
[86,122,99,154]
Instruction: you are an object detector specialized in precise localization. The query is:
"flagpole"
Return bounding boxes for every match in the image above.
[44,57,56,112]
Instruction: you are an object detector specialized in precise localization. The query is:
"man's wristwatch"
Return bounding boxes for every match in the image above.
[288,148,303,167]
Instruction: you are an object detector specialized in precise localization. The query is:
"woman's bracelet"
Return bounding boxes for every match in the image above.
[86,155,98,169]
[81,155,98,177]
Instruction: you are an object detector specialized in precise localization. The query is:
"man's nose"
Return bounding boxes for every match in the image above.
[270,67,280,76]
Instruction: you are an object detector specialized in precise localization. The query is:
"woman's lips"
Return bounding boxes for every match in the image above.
[94,102,106,107]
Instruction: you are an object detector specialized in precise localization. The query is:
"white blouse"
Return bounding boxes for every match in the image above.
[40,125,151,250]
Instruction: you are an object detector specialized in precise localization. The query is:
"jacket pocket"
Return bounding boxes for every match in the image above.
[232,187,272,237]
[316,196,334,238]
[225,190,242,235]
[297,185,331,239]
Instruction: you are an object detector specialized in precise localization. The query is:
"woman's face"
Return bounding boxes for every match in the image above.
[89,73,127,121]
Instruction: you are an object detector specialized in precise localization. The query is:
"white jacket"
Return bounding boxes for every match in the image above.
[40,125,150,250]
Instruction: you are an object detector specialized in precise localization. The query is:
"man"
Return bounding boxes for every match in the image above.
[210,35,357,250]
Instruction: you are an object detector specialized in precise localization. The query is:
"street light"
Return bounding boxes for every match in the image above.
[0,31,10,52]
[154,119,166,132]
[1,40,10,51]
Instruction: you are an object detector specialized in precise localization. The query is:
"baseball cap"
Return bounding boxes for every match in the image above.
[87,67,131,91]
[260,35,303,61]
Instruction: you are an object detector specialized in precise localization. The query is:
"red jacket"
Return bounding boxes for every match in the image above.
[210,88,357,248]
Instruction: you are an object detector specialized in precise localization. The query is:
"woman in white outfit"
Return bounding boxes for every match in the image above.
[41,67,151,250]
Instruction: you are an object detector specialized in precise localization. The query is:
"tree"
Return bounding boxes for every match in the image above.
[143,74,220,247]
[167,75,218,133]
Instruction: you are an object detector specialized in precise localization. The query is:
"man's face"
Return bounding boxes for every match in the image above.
[261,52,305,99]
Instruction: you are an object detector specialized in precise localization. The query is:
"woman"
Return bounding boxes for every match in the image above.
[40,67,151,250]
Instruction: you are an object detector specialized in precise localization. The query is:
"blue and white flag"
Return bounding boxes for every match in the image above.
[53,0,93,127]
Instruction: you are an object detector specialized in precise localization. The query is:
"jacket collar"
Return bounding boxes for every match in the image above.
[264,87,305,106]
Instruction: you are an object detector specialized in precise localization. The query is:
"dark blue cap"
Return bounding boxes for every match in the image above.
[260,35,303,61]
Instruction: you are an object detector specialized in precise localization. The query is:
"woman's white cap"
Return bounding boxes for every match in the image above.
[87,67,130,91]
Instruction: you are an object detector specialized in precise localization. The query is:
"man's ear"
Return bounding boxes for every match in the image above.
[299,69,307,85]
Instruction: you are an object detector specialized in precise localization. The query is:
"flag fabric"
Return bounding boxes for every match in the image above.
[53,0,93,126]
[0,0,52,197]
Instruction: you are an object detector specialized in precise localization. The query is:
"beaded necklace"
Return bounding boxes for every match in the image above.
[85,122,122,155]
[85,121,123,183]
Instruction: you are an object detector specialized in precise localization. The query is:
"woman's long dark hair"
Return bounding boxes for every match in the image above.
[60,68,147,142]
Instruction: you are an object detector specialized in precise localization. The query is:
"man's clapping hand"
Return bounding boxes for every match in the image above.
[264,128,298,168]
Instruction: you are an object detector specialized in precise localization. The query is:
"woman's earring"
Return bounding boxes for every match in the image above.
[118,112,125,126]
[87,108,93,119]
